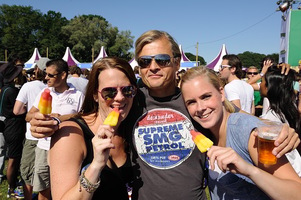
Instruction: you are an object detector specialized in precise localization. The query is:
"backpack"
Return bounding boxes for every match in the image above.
[0,87,9,131]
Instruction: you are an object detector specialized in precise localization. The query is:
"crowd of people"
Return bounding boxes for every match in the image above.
[0,30,301,200]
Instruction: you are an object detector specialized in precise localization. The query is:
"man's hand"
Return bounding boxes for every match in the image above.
[253,123,300,158]
[273,124,300,158]
[277,63,290,75]
[30,112,59,138]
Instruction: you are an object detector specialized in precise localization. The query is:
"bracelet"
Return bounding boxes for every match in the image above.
[51,117,61,125]
[79,169,100,193]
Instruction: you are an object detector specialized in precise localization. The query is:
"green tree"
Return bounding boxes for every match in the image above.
[185,52,206,65]
[238,51,266,69]
[238,51,279,69]
[61,15,134,62]
[267,53,279,64]
[0,4,42,61]
[37,11,69,59]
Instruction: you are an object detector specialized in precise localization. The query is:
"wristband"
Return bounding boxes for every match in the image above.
[260,73,264,77]
[51,117,61,125]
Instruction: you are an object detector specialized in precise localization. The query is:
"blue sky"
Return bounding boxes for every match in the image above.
[1,0,297,63]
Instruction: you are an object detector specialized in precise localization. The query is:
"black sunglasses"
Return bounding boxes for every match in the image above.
[247,72,258,75]
[45,72,62,78]
[137,54,174,69]
[98,86,137,101]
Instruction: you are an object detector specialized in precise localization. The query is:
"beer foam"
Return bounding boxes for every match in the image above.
[258,132,278,140]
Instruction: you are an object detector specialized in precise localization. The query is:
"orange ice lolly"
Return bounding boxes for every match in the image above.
[190,130,213,153]
[38,89,52,115]
[103,107,120,126]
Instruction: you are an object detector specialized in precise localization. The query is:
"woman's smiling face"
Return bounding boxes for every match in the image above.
[97,68,134,123]
[181,75,225,131]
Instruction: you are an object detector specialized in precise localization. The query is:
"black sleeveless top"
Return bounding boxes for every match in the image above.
[70,117,133,200]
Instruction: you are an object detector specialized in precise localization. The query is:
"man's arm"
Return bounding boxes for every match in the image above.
[13,100,27,115]
[251,100,255,116]
[26,106,39,122]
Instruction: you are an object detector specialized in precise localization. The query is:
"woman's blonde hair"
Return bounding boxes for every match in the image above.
[180,66,235,113]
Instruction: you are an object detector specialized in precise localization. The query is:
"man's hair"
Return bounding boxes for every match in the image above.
[222,54,243,79]
[134,30,181,62]
[247,66,258,72]
[69,65,82,76]
[46,59,69,75]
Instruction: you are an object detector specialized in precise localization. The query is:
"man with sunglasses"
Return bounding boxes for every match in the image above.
[26,58,84,200]
[219,54,255,115]
[245,66,263,116]
[126,30,210,200]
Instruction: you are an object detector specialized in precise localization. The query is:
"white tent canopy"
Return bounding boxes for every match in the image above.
[179,44,191,62]
[93,46,108,63]
[206,44,228,72]
[25,48,41,64]
[129,57,138,70]
[62,47,80,66]
[24,48,41,69]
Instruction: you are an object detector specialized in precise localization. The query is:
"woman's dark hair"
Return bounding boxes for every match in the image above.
[264,66,300,134]
[260,56,276,68]
[80,57,137,118]
[78,57,139,150]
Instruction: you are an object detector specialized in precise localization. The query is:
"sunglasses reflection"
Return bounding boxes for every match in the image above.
[137,54,174,68]
[98,86,137,101]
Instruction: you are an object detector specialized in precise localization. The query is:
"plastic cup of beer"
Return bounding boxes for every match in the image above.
[257,121,283,165]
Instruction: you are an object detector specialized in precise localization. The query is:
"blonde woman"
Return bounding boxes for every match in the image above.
[180,66,301,200]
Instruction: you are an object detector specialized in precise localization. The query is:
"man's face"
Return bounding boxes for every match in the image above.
[246,68,258,79]
[219,59,231,81]
[137,37,179,96]
[45,65,64,88]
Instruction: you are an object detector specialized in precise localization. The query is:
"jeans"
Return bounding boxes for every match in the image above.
[0,132,6,177]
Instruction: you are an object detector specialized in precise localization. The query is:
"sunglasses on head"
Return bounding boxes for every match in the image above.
[137,54,174,69]
[219,65,231,71]
[247,72,258,75]
[98,86,137,101]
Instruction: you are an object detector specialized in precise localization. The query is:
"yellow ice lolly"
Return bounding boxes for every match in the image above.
[103,107,120,126]
[190,130,213,153]
[38,89,52,115]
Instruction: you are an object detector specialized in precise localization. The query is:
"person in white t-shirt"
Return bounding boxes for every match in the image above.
[13,57,49,200]
[219,54,255,114]
[67,65,88,94]
[26,59,84,200]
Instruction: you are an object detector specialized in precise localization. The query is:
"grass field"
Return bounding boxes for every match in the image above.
[0,160,26,200]
[0,180,10,200]
[0,160,10,200]
[0,159,211,200]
